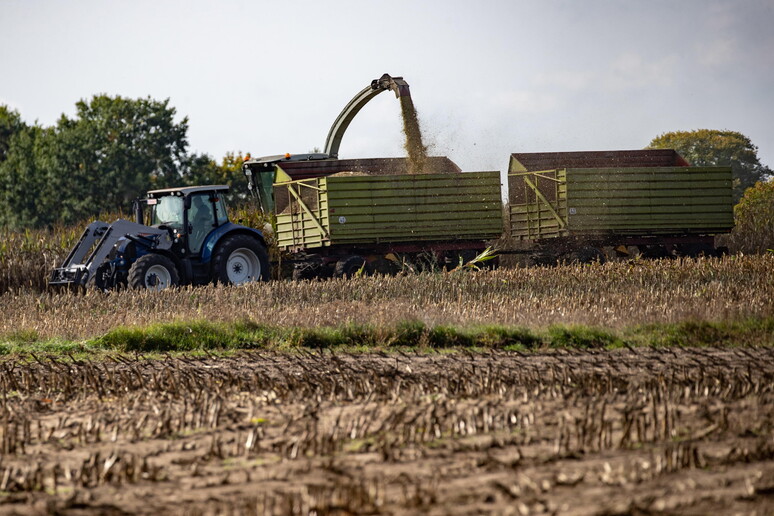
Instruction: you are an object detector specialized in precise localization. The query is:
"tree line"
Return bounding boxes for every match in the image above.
[0,96,248,229]
[0,95,771,229]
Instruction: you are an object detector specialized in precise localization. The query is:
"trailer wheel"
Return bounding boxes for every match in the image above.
[576,246,606,264]
[638,245,670,259]
[213,235,270,285]
[561,246,605,265]
[674,243,716,258]
[334,255,369,278]
[371,257,399,276]
[128,254,179,290]
[293,261,322,281]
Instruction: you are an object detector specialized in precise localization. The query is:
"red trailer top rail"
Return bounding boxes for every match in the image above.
[277,156,462,180]
[509,149,690,172]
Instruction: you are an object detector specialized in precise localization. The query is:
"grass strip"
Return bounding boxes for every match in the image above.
[1,318,772,355]
[629,318,774,348]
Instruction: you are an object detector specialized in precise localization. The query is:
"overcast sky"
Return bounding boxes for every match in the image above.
[2,0,773,174]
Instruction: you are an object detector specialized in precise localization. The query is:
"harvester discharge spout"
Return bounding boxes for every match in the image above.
[324,73,411,158]
[371,73,410,98]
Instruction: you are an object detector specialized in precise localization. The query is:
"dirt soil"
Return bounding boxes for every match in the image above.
[0,348,773,515]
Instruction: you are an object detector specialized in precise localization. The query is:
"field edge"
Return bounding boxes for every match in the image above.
[1,317,773,356]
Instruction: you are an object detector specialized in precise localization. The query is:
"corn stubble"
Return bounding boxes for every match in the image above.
[1,255,772,341]
[0,349,772,514]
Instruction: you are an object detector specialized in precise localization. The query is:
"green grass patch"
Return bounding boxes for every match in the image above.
[0,329,95,355]
[629,318,774,347]
[39,320,546,353]
[89,320,277,352]
[0,339,95,356]
[2,317,773,356]
[548,325,624,349]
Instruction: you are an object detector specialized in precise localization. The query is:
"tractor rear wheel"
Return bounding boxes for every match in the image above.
[213,235,270,285]
[128,254,179,290]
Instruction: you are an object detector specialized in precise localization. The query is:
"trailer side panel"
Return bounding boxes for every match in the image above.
[508,166,734,241]
[565,166,733,234]
[276,172,503,251]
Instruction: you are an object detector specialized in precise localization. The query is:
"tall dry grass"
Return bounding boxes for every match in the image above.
[0,225,80,293]
[2,255,772,341]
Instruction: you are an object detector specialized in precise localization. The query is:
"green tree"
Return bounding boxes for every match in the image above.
[50,95,189,219]
[181,151,251,200]
[0,95,254,229]
[648,129,772,202]
[181,153,221,186]
[0,105,25,163]
[0,95,190,228]
[0,124,54,228]
[723,179,774,254]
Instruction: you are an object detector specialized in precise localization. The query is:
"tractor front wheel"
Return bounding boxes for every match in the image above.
[87,263,114,292]
[213,235,270,285]
[128,254,179,290]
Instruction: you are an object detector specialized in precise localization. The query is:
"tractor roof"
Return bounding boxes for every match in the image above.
[146,185,230,197]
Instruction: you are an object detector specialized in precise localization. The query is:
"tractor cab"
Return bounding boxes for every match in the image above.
[141,185,230,256]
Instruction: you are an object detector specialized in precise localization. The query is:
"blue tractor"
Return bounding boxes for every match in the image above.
[50,185,270,290]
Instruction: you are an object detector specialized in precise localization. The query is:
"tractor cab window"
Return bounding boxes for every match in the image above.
[150,195,184,229]
[214,196,229,226]
[189,194,216,255]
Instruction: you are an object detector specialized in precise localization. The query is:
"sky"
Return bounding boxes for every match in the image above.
[1,0,773,175]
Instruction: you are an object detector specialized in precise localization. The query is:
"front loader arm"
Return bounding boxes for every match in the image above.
[50,219,171,288]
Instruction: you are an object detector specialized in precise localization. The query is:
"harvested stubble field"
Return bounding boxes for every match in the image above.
[1,255,773,346]
[1,256,773,514]
[0,349,773,515]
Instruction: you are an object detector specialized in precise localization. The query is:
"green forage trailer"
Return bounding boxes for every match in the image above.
[274,169,503,278]
[507,150,734,262]
[276,172,502,248]
[243,154,503,279]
